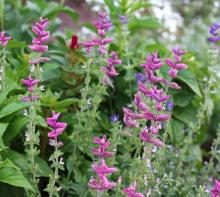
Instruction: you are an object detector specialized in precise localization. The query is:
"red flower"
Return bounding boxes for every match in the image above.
[70,35,80,50]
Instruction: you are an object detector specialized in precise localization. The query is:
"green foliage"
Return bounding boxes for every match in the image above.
[0,0,219,196]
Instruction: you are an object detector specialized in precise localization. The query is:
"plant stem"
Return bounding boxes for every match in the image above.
[0,0,4,31]
[26,98,40,196]
[48,138,59,197]
[0,48,5,90]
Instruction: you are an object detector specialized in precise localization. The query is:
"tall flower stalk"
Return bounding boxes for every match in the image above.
[45,112,67,197]
[22,17,50,196]
[89,135,121,197]
[0,31,12,90]
[122,49,187,193]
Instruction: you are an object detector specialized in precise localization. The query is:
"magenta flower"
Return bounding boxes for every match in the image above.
[47,112,67,139]
[101,51,120,77]
[0,32,12,47]
[141,52,163,70]
[22,76,40,92]
[211,179,220,197]
[89,135,120,193]
[91,135,114,158]
[140,128,164,147]
[29,17,50,53]
[165,47,187,78]
[123,182,145,197]
[89,175,117,191]
[134,92,149,111]
[92,159,117,175]
[83,12,112,54]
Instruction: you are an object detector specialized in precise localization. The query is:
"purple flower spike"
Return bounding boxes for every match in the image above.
[208,23,220,43]
[123,182,145,197]
[0,32,12,47]
[166,101,174,111]
[135,73,146,82]
[110,114,119,122]
[119,15,128,24]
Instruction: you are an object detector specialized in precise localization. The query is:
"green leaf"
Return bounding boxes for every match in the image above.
[7,40,26,48]
[3,116,28,144]
[177,70,202,97]
[0,123,9,151]
[169,120,184,143]
[128,17,161,31]
[104,0,117,12]
[2,150,53,177]
[0,103,29,119]
[42,3,78,21]
[0,159,33,190]
[146,43,169,55]
[173,104,197,125]
[128,2,151,13]
[0,123,9,146]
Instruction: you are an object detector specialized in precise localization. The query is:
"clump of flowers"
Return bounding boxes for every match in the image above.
[0,31,12,47]
[123,50,187,147]
[208,23,220,43]
[21,76,40,102]
[101,51,121,87]
[83,12,112,54]
[22,17,50,196]
[45,112,67,196]
[29,17,50,71]
[211,179,220,197]
[123,182,144,197]
[89,135,121,196]
[165,48,188,78]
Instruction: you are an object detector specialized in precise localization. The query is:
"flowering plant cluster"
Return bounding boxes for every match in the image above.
[1,1,220,197]
[83,12,112,54]
[123,50,187,147]
[89,135,121,196]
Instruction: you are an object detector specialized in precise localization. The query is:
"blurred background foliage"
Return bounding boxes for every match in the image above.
[0,0,220,196]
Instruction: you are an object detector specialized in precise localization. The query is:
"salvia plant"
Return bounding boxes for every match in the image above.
[0,1,220,197]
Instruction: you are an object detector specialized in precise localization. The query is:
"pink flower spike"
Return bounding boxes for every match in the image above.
[92,159,117,175]
[0,31,12,47]
[22,76,40,92]
[155,114,170,121]
[123,182,145,197]
[211,179,220,197]
[168,68,177,78]
[140,128,164,147]
[93,135,110,148]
